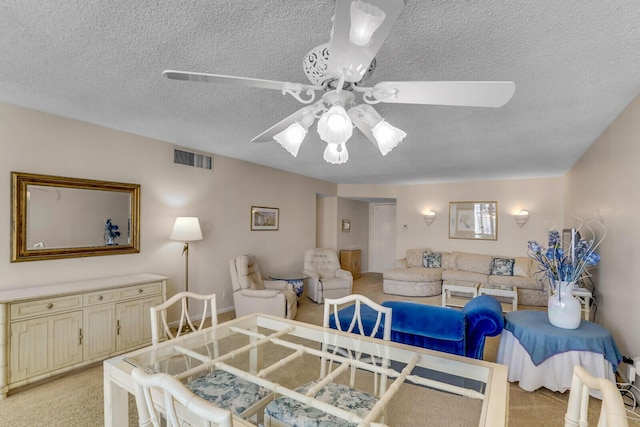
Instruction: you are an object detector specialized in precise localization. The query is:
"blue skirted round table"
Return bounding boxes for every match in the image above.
[496,310,622,397]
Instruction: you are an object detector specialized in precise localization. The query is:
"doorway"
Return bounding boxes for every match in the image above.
[369,204,396,273]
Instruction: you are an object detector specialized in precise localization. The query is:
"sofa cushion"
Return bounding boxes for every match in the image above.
[422,252,442,268]
[490,257,515,276]
[442,269,489,284]
[383,267,443,282]
[513,257,532,277]
[487,274,539,289]
[453,252,493,275]
[406,248,430,267]
[382,301,465,341]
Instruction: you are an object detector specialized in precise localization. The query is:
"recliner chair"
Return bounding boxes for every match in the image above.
[229,254,297,319]
[302,248,353,303]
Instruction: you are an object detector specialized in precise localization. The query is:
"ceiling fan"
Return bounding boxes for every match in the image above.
[163,0,515,164]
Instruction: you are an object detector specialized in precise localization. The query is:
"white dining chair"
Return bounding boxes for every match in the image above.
[149,293,272,420]
[150,291,217,345]
[565,365,629,427]
[263,294,392,426]
[131,367,233,427]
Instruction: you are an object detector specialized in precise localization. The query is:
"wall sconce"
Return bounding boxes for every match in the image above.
[423,210,436,226]
[514,210,529,228]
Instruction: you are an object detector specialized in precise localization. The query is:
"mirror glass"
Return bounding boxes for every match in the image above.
[12,172,140,262]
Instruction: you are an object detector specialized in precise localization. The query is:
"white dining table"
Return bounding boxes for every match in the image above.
[104,313,508,427]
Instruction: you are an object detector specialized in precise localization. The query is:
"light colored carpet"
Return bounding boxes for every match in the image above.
[0,273,637,426]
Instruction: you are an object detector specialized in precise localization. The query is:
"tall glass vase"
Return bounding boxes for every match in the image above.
[547,280,582,329]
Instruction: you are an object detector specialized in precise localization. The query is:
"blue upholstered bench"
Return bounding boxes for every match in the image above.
[329,295,504,359]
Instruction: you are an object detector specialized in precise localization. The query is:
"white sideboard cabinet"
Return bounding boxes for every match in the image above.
[0,274,166,398]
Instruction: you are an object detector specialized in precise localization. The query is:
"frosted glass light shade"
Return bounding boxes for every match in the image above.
[423,211,436,225]
[317,106,353,145]
[274,122,306,157]
[170,217,203,241]
[372,119,406,155]
[323,143,349,164]
[350,0,386,46]
[514,209,529,227]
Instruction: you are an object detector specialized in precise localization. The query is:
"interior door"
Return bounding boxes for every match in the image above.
[369,204,396,273]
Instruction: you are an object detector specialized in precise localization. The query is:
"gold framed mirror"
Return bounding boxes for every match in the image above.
[11,172,140,262]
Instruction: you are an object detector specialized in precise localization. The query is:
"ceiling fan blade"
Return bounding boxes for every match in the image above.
[370,81,516,107]
[251,106,312,143]
[163,70,322,92]
[328,0,405,83]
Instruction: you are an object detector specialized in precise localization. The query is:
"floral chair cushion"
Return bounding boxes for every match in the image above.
[188,370,271,415]
[264,381,377,427]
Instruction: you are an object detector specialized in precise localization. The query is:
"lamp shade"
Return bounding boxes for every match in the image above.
[317,106,353,145]
[274,122,307,157]
[323,143,349,164]
[170,217,203,241]
[372,119,406,155]
[349,0,386,46]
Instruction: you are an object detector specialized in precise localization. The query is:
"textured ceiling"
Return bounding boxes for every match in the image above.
[1,1,639,184]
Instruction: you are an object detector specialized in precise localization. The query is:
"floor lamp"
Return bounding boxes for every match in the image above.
[170,217,203,332]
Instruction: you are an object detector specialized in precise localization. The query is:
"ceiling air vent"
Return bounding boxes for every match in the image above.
[174,148,212,170]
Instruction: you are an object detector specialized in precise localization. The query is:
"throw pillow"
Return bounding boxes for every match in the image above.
[425,252,443,268]
[422,251,430,268]
[491,257,515,276]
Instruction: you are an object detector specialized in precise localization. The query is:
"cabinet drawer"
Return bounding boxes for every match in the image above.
[83,289,117,306]
[115,282,163,300]
[11,295,83,320]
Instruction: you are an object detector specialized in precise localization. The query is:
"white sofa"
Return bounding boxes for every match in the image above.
[383,248,547,306]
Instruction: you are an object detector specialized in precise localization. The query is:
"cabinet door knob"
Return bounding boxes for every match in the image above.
[138,288,143,293]
[98,295,104,300]
[47,303,53,309]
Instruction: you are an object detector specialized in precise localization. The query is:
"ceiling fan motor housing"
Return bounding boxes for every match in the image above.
[303,43,376,89]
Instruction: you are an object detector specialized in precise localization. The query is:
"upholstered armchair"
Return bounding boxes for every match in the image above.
[303,248,353,303]
[229,254,297,319]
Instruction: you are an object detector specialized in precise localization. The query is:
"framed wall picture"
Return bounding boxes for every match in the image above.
[342,219,351,232]
[251,206,279,231]
[449,201,498,240]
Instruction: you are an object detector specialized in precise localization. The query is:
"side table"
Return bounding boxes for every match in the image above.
[268,273,306,299]
[572,287,593,320]
[496,310,622,398]
[478,284,518,312]
[442,281,480,308]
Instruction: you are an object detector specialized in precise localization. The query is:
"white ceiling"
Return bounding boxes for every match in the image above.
[1,1,639,184]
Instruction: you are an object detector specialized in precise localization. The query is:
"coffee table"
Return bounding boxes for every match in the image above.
[478,284,518,312]
[442,281,480,307]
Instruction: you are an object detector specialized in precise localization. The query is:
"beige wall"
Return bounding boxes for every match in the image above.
[0,103,335,312]
[392,177,565,258]
[566,94,640,357]
[315,195,337,249]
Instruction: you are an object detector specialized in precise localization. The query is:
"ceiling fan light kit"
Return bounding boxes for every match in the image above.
[349,0,386,46]
[324,142,349,165]
[163,0,515,165]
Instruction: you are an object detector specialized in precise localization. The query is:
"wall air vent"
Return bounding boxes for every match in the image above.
[173,148,213,170]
